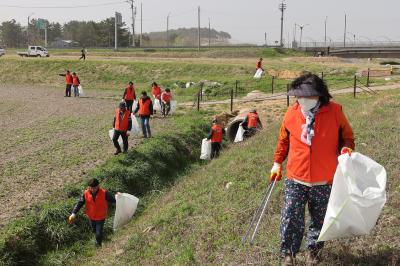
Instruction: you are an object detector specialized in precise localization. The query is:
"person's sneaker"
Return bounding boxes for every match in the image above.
[305,249,322,266]
[282,255,294,266]
[114,150,121,155]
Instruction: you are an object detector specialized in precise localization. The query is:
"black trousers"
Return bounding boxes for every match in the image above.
[162,101,171,116]
[79,54,86,60]
[211,142,221,159]
[65,84,72,97]
[125,100,134,113]
[113,130,128,152]
[90,219,105,246]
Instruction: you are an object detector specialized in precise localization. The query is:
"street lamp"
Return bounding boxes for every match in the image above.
[166,12,170,47]
[27,12,34,45]
[298,24,309,48]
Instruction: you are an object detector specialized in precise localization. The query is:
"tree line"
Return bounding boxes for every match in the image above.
[0,18,231,48]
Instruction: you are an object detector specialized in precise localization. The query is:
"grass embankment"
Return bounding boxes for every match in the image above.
[0,111,211,265]
[70,90,399,265]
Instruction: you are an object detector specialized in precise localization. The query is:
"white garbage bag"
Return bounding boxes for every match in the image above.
[234,125,245,143]
[153,99,161,111]
[113,193,139,231]
[78,85,84,96]
[132,100,138,112]
[109,129,123,147]
[318,152,387,242]
[253,69,263,79]
[200,138,211,160]
[170,100,177,114]
[130,114,141,135]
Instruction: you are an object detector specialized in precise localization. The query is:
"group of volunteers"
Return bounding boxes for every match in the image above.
[112,81,174,155]
[64,59,356,265]
[59,70,81,97]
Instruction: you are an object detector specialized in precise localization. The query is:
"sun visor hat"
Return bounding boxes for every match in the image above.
[287,83,320,97]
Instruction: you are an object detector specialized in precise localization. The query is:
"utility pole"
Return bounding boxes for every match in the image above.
[166,13,170,47]
[208,18,211,48]
[140,3,142,47]
[115,12,122,50]
[278,1,287,47]
[198,6,201,51]
[44,22,47,47]
[265,32,267,46]
[128,0,136,47]
[324,16,327,47]
[344,13,347,47]
[27,13,34,45]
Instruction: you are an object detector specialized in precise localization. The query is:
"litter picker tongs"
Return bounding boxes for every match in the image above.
[242,179,277,245]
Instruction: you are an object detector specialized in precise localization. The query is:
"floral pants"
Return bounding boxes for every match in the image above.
[280,179,332,256]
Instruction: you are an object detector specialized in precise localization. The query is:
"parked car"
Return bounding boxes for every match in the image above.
[0,47,5,57]
[17,46,49,57]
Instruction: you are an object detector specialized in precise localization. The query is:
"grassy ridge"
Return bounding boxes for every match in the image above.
[0,111,211,265]
[73,90,400,265]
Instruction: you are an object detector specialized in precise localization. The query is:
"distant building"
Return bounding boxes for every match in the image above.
[50,39,80,48]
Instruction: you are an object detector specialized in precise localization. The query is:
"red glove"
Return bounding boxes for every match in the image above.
[341,147,353,155]
[269,163,282,183]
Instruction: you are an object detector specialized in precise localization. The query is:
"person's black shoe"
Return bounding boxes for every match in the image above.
[114,150,121,155]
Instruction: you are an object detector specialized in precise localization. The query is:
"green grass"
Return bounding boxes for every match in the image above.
[66,89,400,265]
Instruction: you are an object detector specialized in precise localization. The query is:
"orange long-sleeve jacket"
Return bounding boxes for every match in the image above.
[273,101,355,185]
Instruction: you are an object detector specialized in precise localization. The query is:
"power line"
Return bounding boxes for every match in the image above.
[0,1,125,9]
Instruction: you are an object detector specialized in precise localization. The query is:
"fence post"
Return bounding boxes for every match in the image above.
[197,90,200,111]
[235,80,238,97]
[286,84,290,107]
[271,76,275,94]
[230,89,233,112]
[353,75,357,98]
[200,83,203,101]
[367,68,370,87]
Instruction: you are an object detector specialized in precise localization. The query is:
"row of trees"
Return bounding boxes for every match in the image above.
[0,18,130,48]
[0,18,231,48]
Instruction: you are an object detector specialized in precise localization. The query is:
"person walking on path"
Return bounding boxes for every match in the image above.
[151,82,162,114]
[68,178,117,247]
[161,88,172,117]
[112,101,132,155]
[268,73,355,266]
[79,47,87,60]
[134,91,153,138]
[123,81,136,113]
[241,109,262,138]
[72,72,80,97]
[207,119,225,159]
[59,70,73,97]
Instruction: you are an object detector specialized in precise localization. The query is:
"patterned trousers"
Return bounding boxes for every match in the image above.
[280,179,331,256]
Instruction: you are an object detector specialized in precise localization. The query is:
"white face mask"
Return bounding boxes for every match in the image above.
[297,98,318,111]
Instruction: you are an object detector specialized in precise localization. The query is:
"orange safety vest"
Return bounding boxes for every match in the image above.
[124,86,136,101]
[65,74,73,84]
[211,124,223,143]
[139,98,152,116]
[152,86,162,99]
[72,76,79,86]
[84,188,108,221]
[247,112,259,128]
[162,92,171,103]
[114,108,130,131]
[256,61,262,69]
[274,101,355,184]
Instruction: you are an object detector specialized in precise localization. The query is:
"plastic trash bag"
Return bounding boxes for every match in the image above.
[153,99,161,111]
[132,100,138,112]
[318,152,387,242]
[200,138,211,160]
[109,129,123,147]
[234,125,245,143]
[78,85,84,96]
[254,69,263,79]
[170,100,177,114]
[130,115,141,135]
[113,193,139,231]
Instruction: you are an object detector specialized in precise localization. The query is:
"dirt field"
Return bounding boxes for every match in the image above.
[0,85,168,226]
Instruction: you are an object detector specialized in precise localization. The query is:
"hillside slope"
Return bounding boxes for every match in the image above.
[70,90,399,265]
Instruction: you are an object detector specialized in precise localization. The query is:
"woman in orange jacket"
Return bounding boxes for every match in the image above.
[269,73,355,266]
